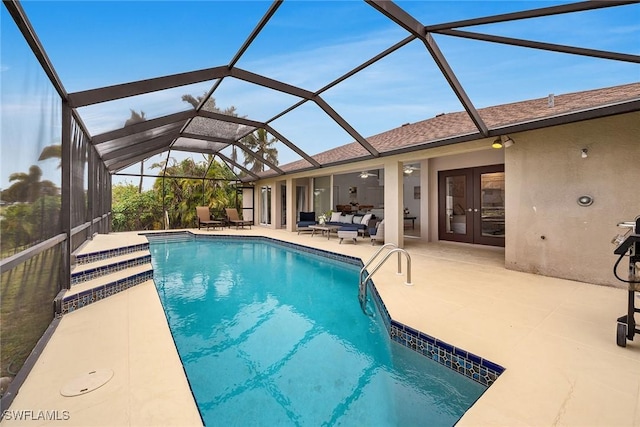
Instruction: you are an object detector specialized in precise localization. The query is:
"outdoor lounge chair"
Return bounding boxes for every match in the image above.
[196,206,223,231]
[370,219,385,245]
[296,211,317,234]
[225,208,252,229]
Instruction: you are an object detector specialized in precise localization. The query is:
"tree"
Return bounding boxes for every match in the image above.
[0,192,60,254]
[124,110,147,193]
[1,165,57,203]
[37,144,62,167]
[240,128,278,173]
[111,183,162,232]
[151,156,236,228]
[181,93,241,166]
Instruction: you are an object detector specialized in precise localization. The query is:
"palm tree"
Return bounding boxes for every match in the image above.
[149,155,237,228]
[2,165,57,203]
[181,93,241,166]
[38,144,62,167]
[124,110,146,193]
[0,164,60,249]
[240,128,278,173]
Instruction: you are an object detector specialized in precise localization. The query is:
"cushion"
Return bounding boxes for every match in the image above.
[340,224,359,232]
[361,213,372,225]
[352,214,363,224]
[297,221,316,227]
[299,211,315,222]
[341,214,354,223]
[330,212,342,222]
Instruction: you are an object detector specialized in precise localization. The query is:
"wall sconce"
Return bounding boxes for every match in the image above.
[492,135,515,149]
[577,195,594,206]
[581,148,588,158]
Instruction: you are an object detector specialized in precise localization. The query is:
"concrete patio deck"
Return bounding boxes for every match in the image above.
[2,227,639,426]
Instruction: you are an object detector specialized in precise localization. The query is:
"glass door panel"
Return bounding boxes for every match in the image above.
[445,175,466,235]
[480,172,505,237]
[474,167,505,246]
[260,186,271,225]
[438,169,473,243]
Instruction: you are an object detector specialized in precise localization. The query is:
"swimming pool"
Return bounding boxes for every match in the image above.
[150,235,487,426]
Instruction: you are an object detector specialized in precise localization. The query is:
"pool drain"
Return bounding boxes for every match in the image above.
[60,369,113,397]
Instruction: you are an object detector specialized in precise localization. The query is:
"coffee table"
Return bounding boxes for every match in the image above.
[337,229,358,244]
[404,216,416,229]
[309,224,341,240]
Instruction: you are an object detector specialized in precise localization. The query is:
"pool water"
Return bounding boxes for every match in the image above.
[150,238,485,426]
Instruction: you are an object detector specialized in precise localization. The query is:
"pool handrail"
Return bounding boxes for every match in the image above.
[359,244,412,315]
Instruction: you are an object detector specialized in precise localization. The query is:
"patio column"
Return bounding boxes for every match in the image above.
[286,177,295,232]
[271,182,278,229]
[274,182,283,229]
[420,158,430,240]
[383,159,403,247]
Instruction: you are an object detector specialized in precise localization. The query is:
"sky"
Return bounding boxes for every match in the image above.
[1,1,639,189]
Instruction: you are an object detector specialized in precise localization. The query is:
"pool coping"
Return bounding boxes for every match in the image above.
[145,231,505,388]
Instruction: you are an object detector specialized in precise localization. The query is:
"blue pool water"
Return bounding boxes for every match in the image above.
[150,237,485,426]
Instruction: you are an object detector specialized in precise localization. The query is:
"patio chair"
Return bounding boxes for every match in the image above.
[296,211,317,234]
[370,219,385,245]
[225,208,253,230]
[196,206,223,231]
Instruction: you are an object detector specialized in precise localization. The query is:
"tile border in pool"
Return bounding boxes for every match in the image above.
[75,243,150,265]
[145,231,505,387]
[71,254,152,285]
[388,320,503,387]
[60,269,154,316]
[144,231,363,267]
[203,234,363,267]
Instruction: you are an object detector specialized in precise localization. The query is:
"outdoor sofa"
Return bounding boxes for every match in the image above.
[296,212,317,234]
[324,212,373,235]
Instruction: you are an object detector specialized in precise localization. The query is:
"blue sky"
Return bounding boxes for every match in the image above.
[2,1,639,188]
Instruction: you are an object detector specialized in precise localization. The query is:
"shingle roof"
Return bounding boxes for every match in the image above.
[278,82,640,174]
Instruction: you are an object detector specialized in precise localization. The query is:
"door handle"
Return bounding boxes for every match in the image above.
[467,208,472,212]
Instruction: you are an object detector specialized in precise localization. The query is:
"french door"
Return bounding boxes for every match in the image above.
[438,164,505,247]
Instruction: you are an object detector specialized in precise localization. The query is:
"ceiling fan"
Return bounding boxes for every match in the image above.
[359,171,377,179]
[403,164,420,175]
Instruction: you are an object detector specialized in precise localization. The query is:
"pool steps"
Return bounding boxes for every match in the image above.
[57,242,153,316]
[71,250,151,286]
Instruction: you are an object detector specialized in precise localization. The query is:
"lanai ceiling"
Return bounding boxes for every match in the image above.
[6,0,640,182]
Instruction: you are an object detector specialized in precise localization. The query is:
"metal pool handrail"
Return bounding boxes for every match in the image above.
[359,243,412,315]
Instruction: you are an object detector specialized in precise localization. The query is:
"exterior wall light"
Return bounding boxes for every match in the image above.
[581,148,588,158]
[577,195,594,206]
[492,135,515,149]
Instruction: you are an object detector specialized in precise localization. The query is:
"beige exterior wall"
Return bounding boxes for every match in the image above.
[504,112,640,287]
[252,111,638,287]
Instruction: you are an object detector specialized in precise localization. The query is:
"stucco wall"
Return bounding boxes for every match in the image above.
[505,112,640,287]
